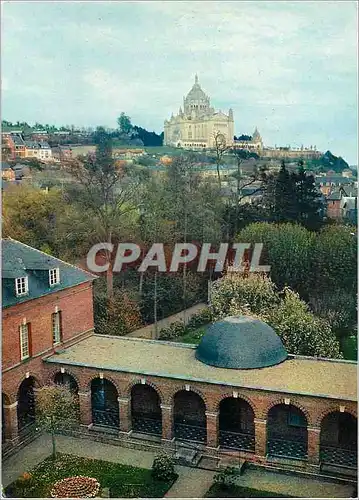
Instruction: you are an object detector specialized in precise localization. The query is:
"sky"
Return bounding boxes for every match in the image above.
[1,1,358,163]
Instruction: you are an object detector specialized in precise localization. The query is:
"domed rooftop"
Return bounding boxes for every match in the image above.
[185,75,209,102]
[195,316,288,370]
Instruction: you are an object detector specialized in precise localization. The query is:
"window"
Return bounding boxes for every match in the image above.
[49,268,60,286]
[15,277,29,297]
[52,311,62,345]
[19,323,30,360]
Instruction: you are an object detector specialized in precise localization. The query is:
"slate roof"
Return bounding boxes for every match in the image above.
[315,176,353,185]
[11,135,25,146]
[196,316,288,369]
[2,239,96,308]
[24,140,40,149]
[45,335,357,401]
[327,191,342,201]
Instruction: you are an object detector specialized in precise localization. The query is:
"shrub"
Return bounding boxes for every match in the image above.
[158,321,186,340]
[213,466,240,490]
[186,307,214,330]
[151,453,175,481]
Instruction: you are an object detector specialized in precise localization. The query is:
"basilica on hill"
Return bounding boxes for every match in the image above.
[164,76,321,160]
[164,75,235,149]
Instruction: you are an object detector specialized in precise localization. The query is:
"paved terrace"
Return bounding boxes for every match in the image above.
[46,336,357,401]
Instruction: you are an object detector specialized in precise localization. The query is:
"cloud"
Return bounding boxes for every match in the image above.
[1,0,358,162]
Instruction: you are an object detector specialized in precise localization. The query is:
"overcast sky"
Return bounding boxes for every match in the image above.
[2,1,358,163]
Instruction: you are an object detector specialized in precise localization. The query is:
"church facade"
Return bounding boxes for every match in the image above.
[164,76,234,150]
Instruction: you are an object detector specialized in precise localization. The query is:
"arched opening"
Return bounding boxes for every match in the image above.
[173,390,206,443]
[54,372,80,422]
[219,397,255,452]
[131,384,162,436]
[91,378,119,429]
[320,411,357,469]
[17,377,36,432]
[54,372,78,394]
[267,404,308,460]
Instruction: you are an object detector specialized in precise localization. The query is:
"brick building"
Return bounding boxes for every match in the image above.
[1,241,357,478]
[2,239,96,450]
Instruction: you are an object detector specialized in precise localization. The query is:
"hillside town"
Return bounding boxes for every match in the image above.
[1,1,357,499]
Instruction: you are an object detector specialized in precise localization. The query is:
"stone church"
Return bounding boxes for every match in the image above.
[164,75,234,150]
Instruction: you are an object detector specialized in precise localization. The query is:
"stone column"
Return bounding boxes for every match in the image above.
[161,404,173,441]
[254,418,267,457]
[205,411,219,448]
[3,401,19,443]
[78,391,92,428]
[118,397,131,433]
[307,426,321,464]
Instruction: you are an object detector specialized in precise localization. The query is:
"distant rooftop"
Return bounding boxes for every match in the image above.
[45,335,357,401]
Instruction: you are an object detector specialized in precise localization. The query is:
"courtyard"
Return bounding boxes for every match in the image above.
[2,434,355,498]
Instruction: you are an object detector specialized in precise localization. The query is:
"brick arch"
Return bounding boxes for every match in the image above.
[125,379,164,405]
[215,392,258,417]
[86,374,122,397]
[45,367,81,389]
[316,405,358,428]
[170,385,208,410]
[265,397,312,425]
[16,373,44,393]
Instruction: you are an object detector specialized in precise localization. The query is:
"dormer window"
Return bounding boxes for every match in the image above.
[49,268,60,286]
[15,277,29,297]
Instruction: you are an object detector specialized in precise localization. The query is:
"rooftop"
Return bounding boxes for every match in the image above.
[45,335,357,401]
[2,239,96,308]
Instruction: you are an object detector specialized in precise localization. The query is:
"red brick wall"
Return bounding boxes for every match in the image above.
[2,282,95,373]
[327,199,341,219]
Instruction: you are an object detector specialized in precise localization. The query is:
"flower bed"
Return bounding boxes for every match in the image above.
[50,476,100,498]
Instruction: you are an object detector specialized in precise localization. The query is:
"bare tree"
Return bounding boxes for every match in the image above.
[64,127,142,302]
[213,131,231,188]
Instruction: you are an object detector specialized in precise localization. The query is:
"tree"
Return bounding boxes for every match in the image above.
[236,222,315,297]
[2,184,65,255]
[293,160,323,230]
[226,148,264,237]
[117,112,132,135]
[209,272,342,358]
[64,127,141,301]
[212,131,230,188]
[262,160,297,222]
[35,385,78,458]
[266,288,342,358]
[210,272,279,319]
[311,225,357,295]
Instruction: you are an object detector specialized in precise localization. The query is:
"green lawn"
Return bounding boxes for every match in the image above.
[5,453,177,498]
[205,483,292,498]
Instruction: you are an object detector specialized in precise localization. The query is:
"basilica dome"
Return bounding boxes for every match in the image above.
[195,316,288,369]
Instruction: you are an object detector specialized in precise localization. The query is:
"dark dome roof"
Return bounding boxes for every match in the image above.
[195,316,288,369]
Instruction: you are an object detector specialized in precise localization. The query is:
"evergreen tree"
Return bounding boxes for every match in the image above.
[293,160,323,230]
[263,160,297,222]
